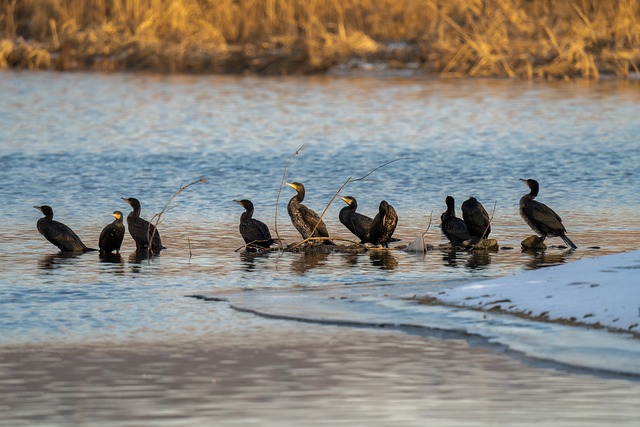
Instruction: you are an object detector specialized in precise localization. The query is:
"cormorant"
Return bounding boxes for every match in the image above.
[121,197,164,253]
[440,196,475,247]
[234,199,275,251]
[461,197,491,240]
[34,205,94,252]
[519,178,577,249]
[369,200,398,248]
[99,211,125,254]
[338,195,372,244]
[285,182,334,244]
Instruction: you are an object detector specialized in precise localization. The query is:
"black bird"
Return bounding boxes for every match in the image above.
[34,205,94,252]
[519,178,577,249]
[285,182,334,245]
[338,195,372,244]
[461,197,491,240]
[234,199,275,251]
[369,200,398,248]
[122,197,164,253]
[99,211,125,254]
[440,196,475,247]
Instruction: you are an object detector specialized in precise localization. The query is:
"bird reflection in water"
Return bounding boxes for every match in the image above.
[239,250,270,272]
[523,248,572,270]
[99,252,124,264]
[466,250,492,269]
[128,248,159,264]
[38,252,81,270]
[369,250,398,270]
[290,252,329,274]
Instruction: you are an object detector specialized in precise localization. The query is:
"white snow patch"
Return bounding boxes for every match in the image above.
[431,250,640,333]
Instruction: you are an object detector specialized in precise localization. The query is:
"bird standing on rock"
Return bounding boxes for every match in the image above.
[369,200,398,248]
[519,178,577,249]
[286,182,334,245]
[122,197,164,253]
[234,199,275,251]
[461,197,491,240]
[99,211,125,254]
[34,205,94,252]
[441,196,475,248]
[338,195,372,244]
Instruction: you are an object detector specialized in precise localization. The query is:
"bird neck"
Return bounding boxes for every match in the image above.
[129,207,140,218]
[241,210,253,222]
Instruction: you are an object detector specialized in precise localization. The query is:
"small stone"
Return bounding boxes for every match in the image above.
[521,235,547,250]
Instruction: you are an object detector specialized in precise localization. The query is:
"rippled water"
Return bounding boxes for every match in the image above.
[1,71,640,425]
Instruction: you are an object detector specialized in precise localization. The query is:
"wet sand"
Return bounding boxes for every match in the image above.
[2,318,640,427]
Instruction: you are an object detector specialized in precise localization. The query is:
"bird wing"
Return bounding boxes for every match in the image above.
[42,220,86,251]
[348,213,372,241]
[99,223,112,247]
[299,204,330,237]
[523,199,565,231]
[381,209,398,242]
[243,219,272,243]
[444,218,474,241]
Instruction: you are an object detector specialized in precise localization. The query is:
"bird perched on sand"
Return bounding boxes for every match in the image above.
[338,195,372,244]
[34,205,94,252]
[440,196,475,248]
[121,197,164,253]
[461,197,491,240]
[99,211,125,254]
[519,178,577,249]
[234,199,274,251]
[369,200,398,248]
[286,182,334,244]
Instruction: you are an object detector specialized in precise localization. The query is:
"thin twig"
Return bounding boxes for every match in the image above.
[188,236,192,261]
[422,210,433,237]
[274,145,304,249]
[147,177,207,257]
[349,158,411,183]
[481,201,497,240]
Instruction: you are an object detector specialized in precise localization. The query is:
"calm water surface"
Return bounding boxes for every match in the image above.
[1,72,639,425]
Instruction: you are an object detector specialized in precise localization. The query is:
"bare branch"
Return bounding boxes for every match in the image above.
[274,145,304,249]
[422,210,433,237]
[482,201,497,240]
[147,177,207,257]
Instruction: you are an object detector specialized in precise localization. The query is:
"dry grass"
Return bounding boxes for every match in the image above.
[1,0,638,78]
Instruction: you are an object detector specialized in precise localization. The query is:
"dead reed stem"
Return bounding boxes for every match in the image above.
[274,144,304,249]
[148,177,207,256]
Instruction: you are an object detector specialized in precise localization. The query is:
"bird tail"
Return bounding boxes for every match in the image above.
[560,234,577,250]
[83,247,98,252]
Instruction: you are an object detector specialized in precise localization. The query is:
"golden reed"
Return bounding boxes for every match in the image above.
[1,0,639,78]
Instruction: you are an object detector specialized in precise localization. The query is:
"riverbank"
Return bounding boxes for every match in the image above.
[2,0,639,79]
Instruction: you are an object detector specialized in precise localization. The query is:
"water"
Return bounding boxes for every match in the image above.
[1,71,640,425]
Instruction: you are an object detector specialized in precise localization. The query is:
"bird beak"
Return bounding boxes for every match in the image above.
[121,197,131,205]
[33,206,42,211]
[338,196,348,204]
[285,182,295,189]
[519,178,528,186]
[233,200,242,206]
[111,213,118,219]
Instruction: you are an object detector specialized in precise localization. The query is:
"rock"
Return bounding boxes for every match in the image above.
[521,235,547,250]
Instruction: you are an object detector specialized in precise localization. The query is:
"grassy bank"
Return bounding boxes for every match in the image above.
[1,0,639,78]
